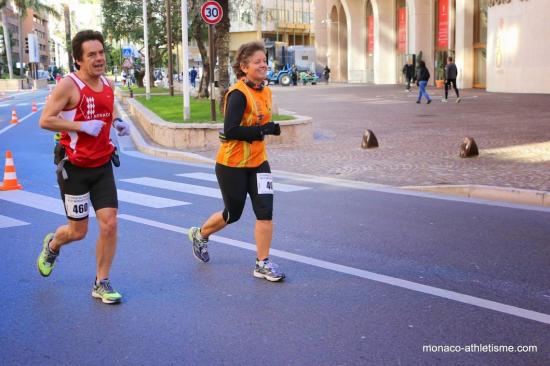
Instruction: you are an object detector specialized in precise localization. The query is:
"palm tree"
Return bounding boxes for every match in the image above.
[13,0,60,77]
[0,0,15,78]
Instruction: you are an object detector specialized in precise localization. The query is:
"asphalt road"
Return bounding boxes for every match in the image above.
[0,89,549,365]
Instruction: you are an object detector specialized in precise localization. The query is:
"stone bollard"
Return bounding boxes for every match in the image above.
[459,136,479,158]
[361,129,379,149]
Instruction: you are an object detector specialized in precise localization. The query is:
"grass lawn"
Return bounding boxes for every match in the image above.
[120,86,168,94]
[135,95,294,123]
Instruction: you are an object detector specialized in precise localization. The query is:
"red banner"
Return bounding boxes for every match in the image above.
[398,8,406,52]
[438,0,449,48]
[368,15,374,53]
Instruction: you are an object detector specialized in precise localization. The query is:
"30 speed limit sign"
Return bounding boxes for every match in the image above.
[201,1,223,25]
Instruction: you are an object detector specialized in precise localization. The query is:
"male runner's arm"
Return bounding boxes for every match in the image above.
[39,77,105,137]
[106,78,130,136]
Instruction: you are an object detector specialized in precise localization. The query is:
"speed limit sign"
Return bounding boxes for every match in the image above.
[201,1,223,25]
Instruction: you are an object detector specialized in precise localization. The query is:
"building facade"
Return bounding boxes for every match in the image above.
[313,0,550,93]
[2,5,50,71]
[230,0,314,52]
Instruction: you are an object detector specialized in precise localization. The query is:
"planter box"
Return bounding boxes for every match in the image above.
[121,97,313,149]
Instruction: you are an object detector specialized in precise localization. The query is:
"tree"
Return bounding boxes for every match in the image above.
[101,0,181,88]
[12,0,60,77]
[0,2,14,78]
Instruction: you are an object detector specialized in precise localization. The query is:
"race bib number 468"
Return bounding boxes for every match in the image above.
[64,192,90,219]
[256,173,274,195]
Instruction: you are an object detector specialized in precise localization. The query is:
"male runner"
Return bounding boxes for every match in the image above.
[37,30,130,304]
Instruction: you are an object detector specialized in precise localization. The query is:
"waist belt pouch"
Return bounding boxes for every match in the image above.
[54,144,66,165]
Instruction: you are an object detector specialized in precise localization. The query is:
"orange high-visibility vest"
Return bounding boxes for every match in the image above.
[216,80,272,168]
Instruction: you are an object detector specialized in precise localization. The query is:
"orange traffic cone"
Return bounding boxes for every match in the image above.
[0,151,22,190]
[32,100,38,112]
[10,108,18,124]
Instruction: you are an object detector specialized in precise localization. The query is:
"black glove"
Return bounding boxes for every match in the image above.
[260,122,281,136]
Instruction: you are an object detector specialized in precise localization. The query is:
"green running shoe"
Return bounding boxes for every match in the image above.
[37,233,58,277]
[92,279,122,304]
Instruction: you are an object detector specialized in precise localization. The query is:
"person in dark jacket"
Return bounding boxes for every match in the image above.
[442,57,460,103]
[291,64,298,86]
[415,61,432,104]
[323,65,331,84]
[402,62,415,91]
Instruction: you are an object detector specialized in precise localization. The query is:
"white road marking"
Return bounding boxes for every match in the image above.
[117,189,190,208]
[176,172,311,192]
[0,107,44,135]
[119,213,550,326]
[121,177,222,198]
[1,189,549,325]
[0,190,94,217]
[0,214,29,228]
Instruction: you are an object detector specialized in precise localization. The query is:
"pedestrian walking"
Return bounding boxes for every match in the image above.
[442,56,460,103]
[415,60,432,104]
[189,66,198,88]
[291,64,298,86]
[37,30,131,304]
[402,61,415,91]
[323,65,331,84]
[187,41,285,282]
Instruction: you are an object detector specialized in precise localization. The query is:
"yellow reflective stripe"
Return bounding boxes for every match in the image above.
[222,142,234,166]
[241,80,259,121]
[239,142,250,167]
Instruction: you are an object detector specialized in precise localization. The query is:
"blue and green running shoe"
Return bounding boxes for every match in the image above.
[92,279,122,304]
[37,233,58,277]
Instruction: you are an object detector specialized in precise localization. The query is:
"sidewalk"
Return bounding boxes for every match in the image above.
[118,84,550,205]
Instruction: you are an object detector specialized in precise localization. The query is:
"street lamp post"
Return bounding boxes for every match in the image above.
[143,0,151,100]
[181,0,190,120]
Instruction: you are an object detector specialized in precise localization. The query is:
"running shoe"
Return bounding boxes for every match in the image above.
[37,233,58,277]
[441,98,448,102]
[253,259,285,282]
[456,97,461,103]
[188,227,209,263]
[92,279,122,304]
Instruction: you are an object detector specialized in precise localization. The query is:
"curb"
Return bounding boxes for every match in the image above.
[401,184,550,208]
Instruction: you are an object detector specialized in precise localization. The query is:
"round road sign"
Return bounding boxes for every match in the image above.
[201,1,223,25]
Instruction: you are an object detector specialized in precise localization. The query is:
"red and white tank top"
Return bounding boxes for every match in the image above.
[59,73,114,168]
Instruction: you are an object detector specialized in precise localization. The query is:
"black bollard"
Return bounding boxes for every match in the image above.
[361,129,379,149]
[459,137,479,158]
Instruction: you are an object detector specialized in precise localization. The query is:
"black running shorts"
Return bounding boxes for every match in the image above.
[216,161,273,223]
[57,161,118,221]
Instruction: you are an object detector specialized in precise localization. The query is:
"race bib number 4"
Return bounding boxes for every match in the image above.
[64,192,90,219]
[257,173,274,195]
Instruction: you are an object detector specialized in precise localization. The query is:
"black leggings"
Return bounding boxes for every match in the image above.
[216,161,273,224]
[445,79,459,98]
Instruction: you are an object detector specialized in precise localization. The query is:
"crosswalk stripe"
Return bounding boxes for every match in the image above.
[0,214,29,228]
[176,172,311,192]
[117,189,190,208]
[0,190,95,217]
[121,177,222,198]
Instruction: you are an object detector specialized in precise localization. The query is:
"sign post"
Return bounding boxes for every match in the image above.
[200,1,223,122]
[181,0,190,121]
